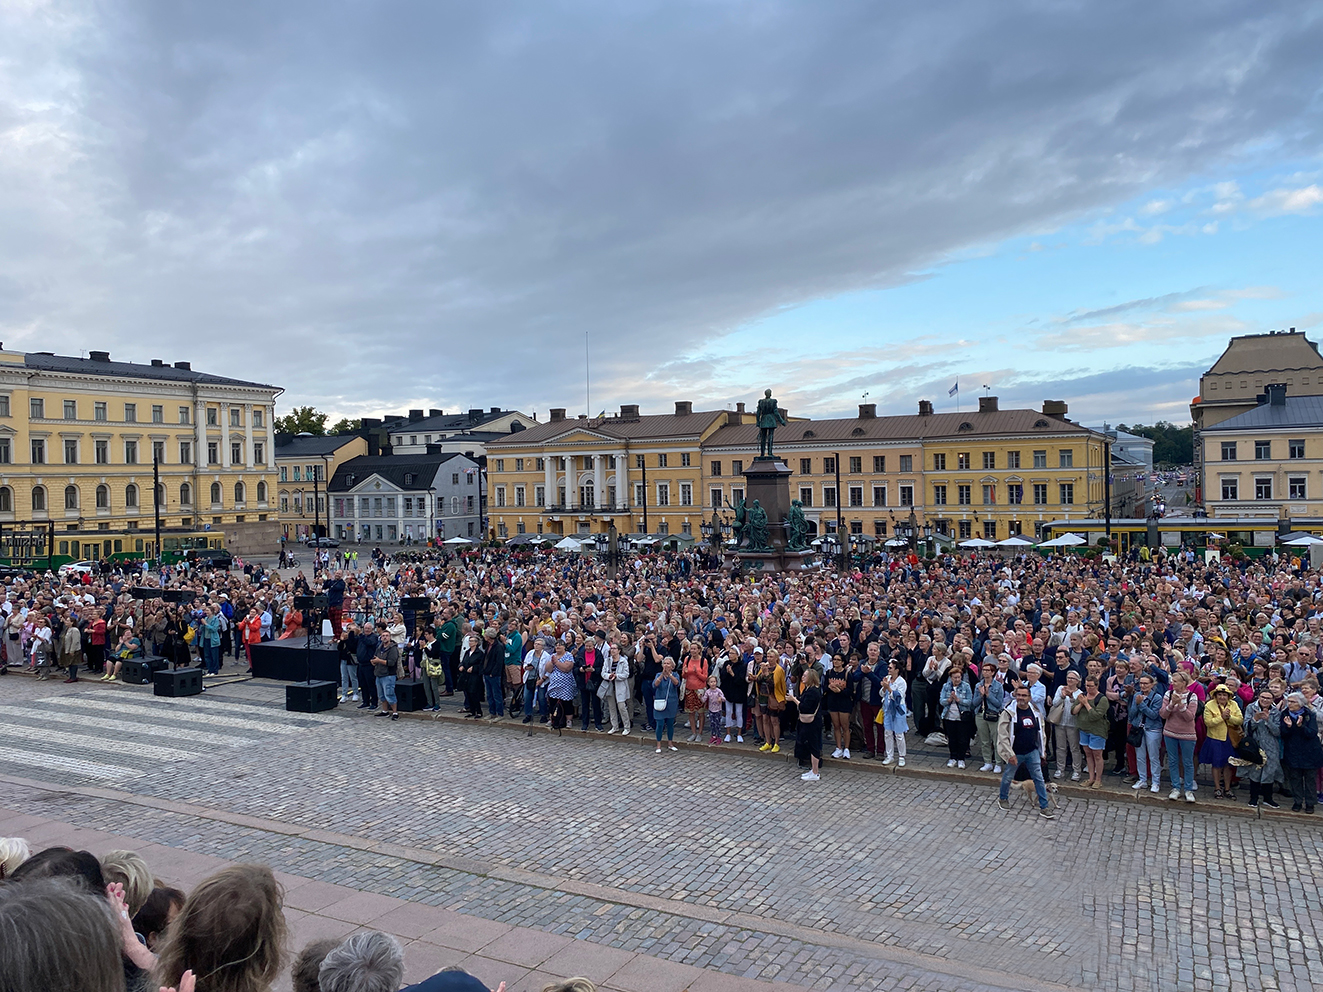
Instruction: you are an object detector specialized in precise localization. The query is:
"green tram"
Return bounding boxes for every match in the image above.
[0,522,226,570]
[1039,517,1317,557]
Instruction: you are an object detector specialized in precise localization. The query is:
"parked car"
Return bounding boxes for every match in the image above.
[182,548,234,570]
[305,536,340,548]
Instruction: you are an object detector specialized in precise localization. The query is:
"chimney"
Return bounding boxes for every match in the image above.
[918,400,934,417]
[429,409,441,417]
[490,406,500,415]
[578,414,587,419]
[150,359,164,367]
[89,350,110,362]
[173,361,191,371]
[550,408,566,422]
[978,396,999,413]
[736,401,746,415]
[619,404,640,419]
[858,403,876,419]
[726,410,741,426]
[1042,400,1068,419]
[1266,382,1288,406]
[408,409,424,421]
[675,401,693,416]
[467,408,482,422]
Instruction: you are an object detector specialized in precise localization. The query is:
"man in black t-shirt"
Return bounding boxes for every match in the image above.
[996,685,1054,818]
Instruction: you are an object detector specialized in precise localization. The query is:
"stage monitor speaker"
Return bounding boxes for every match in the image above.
[130,586,163,600]
[400,597,431,610]
[161,589,186,603]
[286,680,338,713]
[121,658,168,685]
[153,667,203,697]
[394,678,429,712]
[293,595,314,609]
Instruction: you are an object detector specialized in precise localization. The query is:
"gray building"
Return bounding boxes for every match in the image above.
[328,450,483,544]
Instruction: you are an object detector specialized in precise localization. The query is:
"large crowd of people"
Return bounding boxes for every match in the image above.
[6,541,1323,817]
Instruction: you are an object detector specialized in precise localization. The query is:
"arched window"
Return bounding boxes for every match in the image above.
[64,485,79,510]
[256,480,267,503]
[95,484,109,509]
[125,483,139,508]
[0,487,11,513]
[234,481,245,504]
[179,482,191,506]
[210,482,221,505]
[31,486,46,512]
[156,483,165,507]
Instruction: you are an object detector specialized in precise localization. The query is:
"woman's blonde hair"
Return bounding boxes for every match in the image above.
[542,979,597,992]
[100,849,154,917]
[803,668,821,687]
[0,836,30,880]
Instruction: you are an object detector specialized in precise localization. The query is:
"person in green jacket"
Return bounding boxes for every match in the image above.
[503,624,523,714]
[1072,675,1111,789]
[434,605,460,696]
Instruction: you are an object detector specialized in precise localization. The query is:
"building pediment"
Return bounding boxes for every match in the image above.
[541,429,622,446]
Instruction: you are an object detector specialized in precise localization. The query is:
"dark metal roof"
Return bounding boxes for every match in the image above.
[383,410,521,433]
[1201,395,1323,431]
[23,352,279,390]
[328,452,468,492]
[705,409,1097,447]
[274,434,362,458]
[488,410,728,447]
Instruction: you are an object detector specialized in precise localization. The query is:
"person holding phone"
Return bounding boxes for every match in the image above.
[1160,669,1199,802]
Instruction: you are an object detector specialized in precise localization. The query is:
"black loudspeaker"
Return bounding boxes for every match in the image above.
[162,589,186,603]
[286,680,338,713]
[293,595,314,609]
[400,597,431,610]
[130,587,162,600]
[394,678,429,712]
[153,667,202,697]
[293,594,330,611]
[121,658,168,685]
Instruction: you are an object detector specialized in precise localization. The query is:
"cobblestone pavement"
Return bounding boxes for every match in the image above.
[1,674,1318,992]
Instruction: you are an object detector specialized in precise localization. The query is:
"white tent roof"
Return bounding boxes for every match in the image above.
[1283,536,1323,546]
[958,538,996,548]
[442,536,472,545]
[553,537,582,550]
[883,537,908,547]
[1038,533,1086,547]
[995,536,1036,547]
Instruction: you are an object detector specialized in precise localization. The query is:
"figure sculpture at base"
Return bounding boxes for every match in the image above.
[747,500,771,551]
[785,499,809,551]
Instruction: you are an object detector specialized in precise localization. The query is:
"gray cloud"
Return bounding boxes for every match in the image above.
[1,1,1321,417]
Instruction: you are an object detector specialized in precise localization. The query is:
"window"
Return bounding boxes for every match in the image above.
[1221,442,1237,461]
[253,408,263,427]
[63,438,77,464]
[151,404,163,424]
[207,442,219,465]
[849,486,863,506]
[1033,484,1048,505]
[92,439,108,464]
[823,486,837,507]
[982,451,996,470]
[899,455,913,473]
[1006,451,1020,469]
[231,441,243,464]
[253,442,264,464]
[634,482,646,506]
[1290,439,1306,460]
[933,453,946,471]
[293,466,301,481]
[1058,449,1073,468]
[229,408,241,427]
[872,485,887,507]
[957,484,971,505]
[94,484,108,509]
[679,483,693,506]
[982,484,996,505]
[849,456,862,474]
[495,459,505,472]
[495,486,506,507]
[123,403,136,423]
[210,482,221,505]
[64,485,78,510]
[124,440,137,464]
[873,455,885,473]
[1290,477,1307,500]
[710,487,723,507]
[1221,478,1238,501]
[452,473,460,485]
[657,483,670,506]
[933,484,947,506]
[711,461,722,476]
[152,441,165,465]
[234,482,246,504]
[681,453,691,467]
[823,457,836,474]
[899,485,913,506]
[799,487,814,506]
[535,485,546,507]
[800,458,812,475]
[983,520,997,540]
[1254,440,1271,460]
[658,453,668,468]
[63,400,77,420]
[206,407,218,426]
[731,487,744,504]
[30,398,44,419]
[0,396,8,417]
[1007,484,1023,505]
[515,485,526,507]
[959,520,972,539]
[957,452,971,470]
[0,487,9,513]
[1033,450,1047,469]
[732,460,743,475]
[30,439,44,464]
[0,439,8,464]
[1255,477,1273,500]
[178,406,190,424]
[257,481,267,503]
[635,454,645,469]
[1059,483,1074,505]
[179,483,190,506]
[514,458,524,472]
[31,486,45,511]
[409,436,416,446]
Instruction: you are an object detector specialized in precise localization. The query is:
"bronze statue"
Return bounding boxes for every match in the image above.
[747,499,770,551]
[785,499,808,551]
[755,389,787,458]
[732,497,749,547]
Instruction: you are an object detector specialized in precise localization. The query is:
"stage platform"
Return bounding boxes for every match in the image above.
[249,637,340,683]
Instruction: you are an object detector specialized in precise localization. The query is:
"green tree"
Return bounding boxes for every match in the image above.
[274,406,328,435]
[1117,422,1193,467]
[328,417,362,435]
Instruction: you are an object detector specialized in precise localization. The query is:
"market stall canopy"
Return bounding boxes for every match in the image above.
[958,538,997,548]
[1038,533,1086,547]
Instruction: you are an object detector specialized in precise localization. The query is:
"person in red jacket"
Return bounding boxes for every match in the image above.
[239,608,263,674]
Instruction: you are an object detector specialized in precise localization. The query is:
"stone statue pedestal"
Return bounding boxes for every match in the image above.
[737,457,813,572]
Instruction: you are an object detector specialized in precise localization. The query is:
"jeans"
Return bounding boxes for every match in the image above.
[377,674,397,707]
[640,679,656,729]
[655,716,675,742]
[358,662,379,707]
[483,673,505,716]
[202,643,220,675]
[1135,728,1163,785]
[523,682,539,719]
[340,659,360,696]
[999,749,1050,809]
[1165,736,1196,791]
[580,688,603,729]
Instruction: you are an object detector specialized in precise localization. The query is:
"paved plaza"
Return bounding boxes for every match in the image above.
[0,673,1318,992]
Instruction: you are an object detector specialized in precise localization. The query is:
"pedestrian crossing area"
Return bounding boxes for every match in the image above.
[0,691,340,787]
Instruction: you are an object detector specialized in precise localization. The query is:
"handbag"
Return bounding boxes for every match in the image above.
[1126,724,1145,747]
[1233,735,1263,765]
[1048,695,1066,724]
[653,678,671,712]
[596,679,611,700]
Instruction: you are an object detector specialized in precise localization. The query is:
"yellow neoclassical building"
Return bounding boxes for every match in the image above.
[0,348,283,558]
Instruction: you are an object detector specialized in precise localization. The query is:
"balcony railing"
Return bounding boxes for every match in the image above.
[542,502,630,514]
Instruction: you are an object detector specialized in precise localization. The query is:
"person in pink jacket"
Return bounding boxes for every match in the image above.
[1160,668,1199,802]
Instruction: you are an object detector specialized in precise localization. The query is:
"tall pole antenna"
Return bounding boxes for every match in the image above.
[585,331,590,418]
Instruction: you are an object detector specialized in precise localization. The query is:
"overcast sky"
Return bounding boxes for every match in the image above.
[3,1,1322,426]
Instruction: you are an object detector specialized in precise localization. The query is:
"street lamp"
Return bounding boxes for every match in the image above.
[923,522,933,556]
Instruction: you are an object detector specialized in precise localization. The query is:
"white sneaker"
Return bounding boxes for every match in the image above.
[980,763,994,772]
[1053,769,1063,779]
[898,757,906,767]
[881,756,894,765]
[800,771,820,781]
[737,735,744,743]
[606,729,618,735]
[669,744,678,751]
[1150,783,1161,793]
[832,748,844,759]
[947,759,957,767]
[992,765,1002,774]
[655,746,662,753]
[1168,789,1181,800]
[1070,771,1081,781]
[842,749,851,760]
[724,734,731,743]
[1132,780,1148,790]
[1185,791,1196,803]
[957,760,966,769]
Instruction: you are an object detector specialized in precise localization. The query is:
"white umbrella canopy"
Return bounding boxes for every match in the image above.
[995,536,1036,547]
[442,536,472,545]
[553,537,582,550]
[883,537,908,547]
[1038,533,1086,547]
[958,538,996,548]
[1283,536,1323,546]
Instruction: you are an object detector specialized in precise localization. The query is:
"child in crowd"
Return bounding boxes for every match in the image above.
[703,674,727,745]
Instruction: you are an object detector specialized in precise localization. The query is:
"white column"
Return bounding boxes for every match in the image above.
[544,456,554,508]
[245,404,254,469]
[564,455,576,509]
[594,453,605,509]
[618,451,629,507]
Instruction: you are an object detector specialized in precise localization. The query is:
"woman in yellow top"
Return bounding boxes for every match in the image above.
[753,652,788,752]
[1200,682,1244,799]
